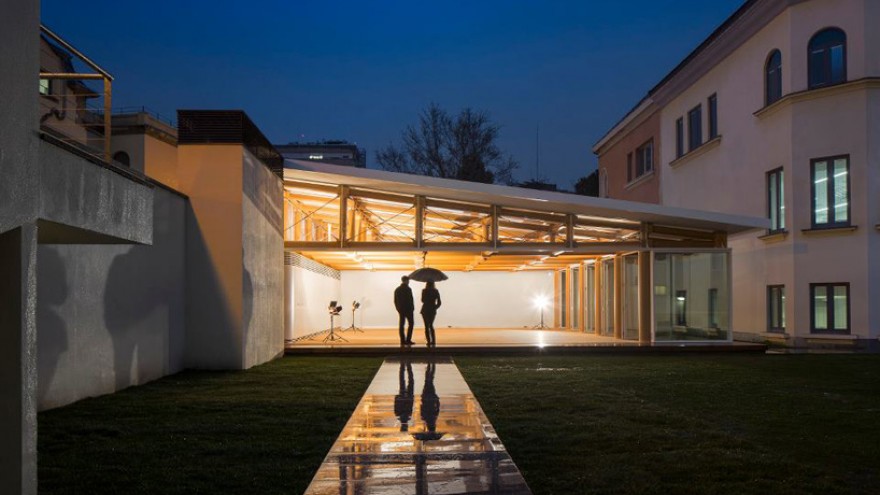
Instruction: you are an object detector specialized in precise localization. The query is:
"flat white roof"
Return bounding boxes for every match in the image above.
[284,160,768,234]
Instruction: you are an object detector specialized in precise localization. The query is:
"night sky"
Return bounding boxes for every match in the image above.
[41,0,742,188]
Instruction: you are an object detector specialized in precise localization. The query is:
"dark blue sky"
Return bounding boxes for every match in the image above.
[42,0,742,188]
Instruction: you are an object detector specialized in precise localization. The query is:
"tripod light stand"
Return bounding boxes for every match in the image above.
[532,295,550,330]
[322,301,348,343]
[344,301,363,332]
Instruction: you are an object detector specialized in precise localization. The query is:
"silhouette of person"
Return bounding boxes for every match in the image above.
[394,276,415,346]
[413,361,443,441]
[420,280,441,347]
[394,360,415,432]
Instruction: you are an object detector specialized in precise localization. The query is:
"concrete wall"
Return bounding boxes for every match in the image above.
[36,187,186,410]
[241,150,284,367]
[339,270,554,329]
[0,0,40,234]
[179,144,284,369]
[179,144,244,368]
[38,140,154,244]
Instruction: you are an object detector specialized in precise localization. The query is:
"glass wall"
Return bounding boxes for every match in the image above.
[600,259,614,336]
[622,255,639,340]
[571,266,581,329]
[559,270,567,328]
[653,252,730,341]
[585,263,595,333]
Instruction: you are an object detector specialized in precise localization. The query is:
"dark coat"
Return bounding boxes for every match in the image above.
[394,284,414,313]
[420,288,441,315]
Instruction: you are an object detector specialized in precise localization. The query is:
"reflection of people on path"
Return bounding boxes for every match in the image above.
[419,281,442,347]
[394,360,414,432]
[394,276,415,346]
[413,362,443,441]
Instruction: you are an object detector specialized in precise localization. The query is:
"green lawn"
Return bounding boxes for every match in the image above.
[456,354,880,495]
[38,357,382,494]
[39,354,880,495]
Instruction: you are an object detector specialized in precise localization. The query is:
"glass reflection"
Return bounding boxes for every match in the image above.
[304,357,531,494]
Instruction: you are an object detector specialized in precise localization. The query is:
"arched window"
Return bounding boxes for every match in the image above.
[808,28,846,89]
[112,151,130,167]
[765,50,782,105]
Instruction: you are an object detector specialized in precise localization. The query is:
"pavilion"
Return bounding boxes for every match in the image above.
[282,161,767,346]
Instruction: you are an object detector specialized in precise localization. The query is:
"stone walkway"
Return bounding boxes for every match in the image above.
[304,357,531,494]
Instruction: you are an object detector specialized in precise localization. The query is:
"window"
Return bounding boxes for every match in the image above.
[708,288,719,328]
[675,118,684,158]
[627,152,633,182]
[113,151,131,167]
[765,50,782,105]
[767,285,785,332]
[675,290,687,326]
[630,139,653,181]
[39,78,51,96]
[687,105,702,151]
[767,168,785,232]
[708,94,718,139]
[811,155,849,228]
[810,283,849,333]
[808,28,846,89]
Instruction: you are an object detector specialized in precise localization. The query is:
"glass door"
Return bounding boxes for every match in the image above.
[571,266,581,330]
[584,263,595,333]
[622,254,639,340]
[600,259,614,337]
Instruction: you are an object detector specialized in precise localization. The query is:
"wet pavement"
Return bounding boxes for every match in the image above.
[304,357,531,495]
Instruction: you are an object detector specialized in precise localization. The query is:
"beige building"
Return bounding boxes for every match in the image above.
[594,0,879,350]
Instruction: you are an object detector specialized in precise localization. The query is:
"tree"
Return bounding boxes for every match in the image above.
[574,170,600,196]
[376,103,517,184]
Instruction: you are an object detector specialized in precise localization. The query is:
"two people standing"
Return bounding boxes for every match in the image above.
[394,276,442,347]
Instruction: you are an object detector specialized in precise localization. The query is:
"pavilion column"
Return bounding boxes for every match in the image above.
[638,250,652,344]
[613,255,622,339]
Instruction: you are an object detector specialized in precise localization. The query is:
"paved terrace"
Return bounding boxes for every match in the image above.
[287,328,767,355]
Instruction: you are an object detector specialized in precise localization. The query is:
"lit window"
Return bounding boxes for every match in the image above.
[765,50,782,105]
[811,283,849,333]
[767,285,785,332]
[767,168,785,232]
[808,28,846,89]
[39,78,50,95]
[811,156,849,228]
[308,154,324,160]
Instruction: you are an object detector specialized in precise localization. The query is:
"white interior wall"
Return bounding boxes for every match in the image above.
[340,270,554,329]
[286,264,340,339]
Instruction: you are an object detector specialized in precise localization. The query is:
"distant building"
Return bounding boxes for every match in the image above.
[276,141,366,168]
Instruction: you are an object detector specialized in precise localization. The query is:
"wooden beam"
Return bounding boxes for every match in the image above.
[415,195,425,248]
[425,198,493,215]
[638,250,652,344]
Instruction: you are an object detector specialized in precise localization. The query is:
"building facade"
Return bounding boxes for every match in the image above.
[594,0,879,350]
[276,140,367,168]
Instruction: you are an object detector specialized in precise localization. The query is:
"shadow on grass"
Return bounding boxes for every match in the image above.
[38,356,382,495]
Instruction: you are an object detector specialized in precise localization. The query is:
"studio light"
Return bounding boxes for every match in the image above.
[322,301,348,343]
[344,300,363,333]
[532,294,550,329]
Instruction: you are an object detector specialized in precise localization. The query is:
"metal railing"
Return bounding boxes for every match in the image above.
[39,24,113,163]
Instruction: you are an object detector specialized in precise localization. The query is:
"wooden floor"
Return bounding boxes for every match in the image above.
[286,327,766,355]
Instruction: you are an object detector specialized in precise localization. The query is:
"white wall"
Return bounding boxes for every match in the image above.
[340,270,554,329]
[287,264,341,339]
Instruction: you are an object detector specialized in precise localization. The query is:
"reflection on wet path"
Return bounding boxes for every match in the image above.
[304,357,531,495]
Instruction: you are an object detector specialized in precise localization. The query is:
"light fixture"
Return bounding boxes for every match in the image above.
[344,301,363,333]
[532,295,550,329]
[322,301,348,343]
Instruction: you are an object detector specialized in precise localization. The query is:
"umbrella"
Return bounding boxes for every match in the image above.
[408,267,448,283]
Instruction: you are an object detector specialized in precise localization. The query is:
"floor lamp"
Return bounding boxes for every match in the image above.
[345,301,363,333]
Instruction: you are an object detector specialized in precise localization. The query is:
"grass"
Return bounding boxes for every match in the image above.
[38,356,382,495]
[456,354,880,495]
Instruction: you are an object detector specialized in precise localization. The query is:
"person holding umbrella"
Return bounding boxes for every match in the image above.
[420,280,442,347]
